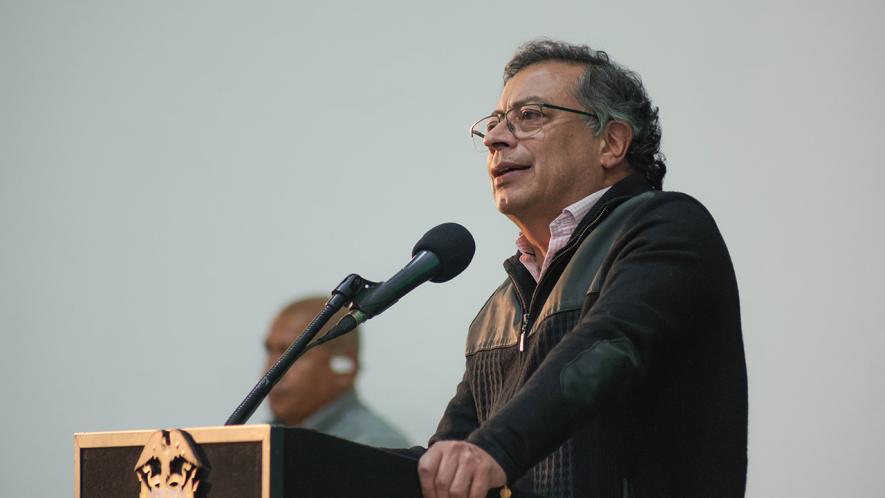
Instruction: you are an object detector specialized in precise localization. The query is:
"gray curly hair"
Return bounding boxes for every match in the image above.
[504,39,666,190]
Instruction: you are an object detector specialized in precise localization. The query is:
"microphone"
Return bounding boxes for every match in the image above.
[355,222,475,318]
[314,223,475,346]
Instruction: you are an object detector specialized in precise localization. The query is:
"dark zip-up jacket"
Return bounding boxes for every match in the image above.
[430,175,748,497]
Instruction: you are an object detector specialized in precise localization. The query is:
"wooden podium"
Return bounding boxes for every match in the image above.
[74,424,540,498]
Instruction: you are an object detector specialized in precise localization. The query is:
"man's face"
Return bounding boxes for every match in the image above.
[263,310,353,425]
[484,61,606,223]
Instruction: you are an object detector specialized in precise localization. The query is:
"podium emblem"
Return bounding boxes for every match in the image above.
[134,429,204,498]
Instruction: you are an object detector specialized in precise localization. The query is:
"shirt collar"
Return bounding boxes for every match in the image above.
[559,186,611,227]
[515,186,611,280]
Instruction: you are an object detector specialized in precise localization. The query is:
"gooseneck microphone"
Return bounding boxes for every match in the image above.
[309,222,475,348]
[225,222,474,426]
[355,222,475,318]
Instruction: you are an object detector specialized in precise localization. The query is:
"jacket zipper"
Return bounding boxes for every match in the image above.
[519,313,529,351]
[513,204,613,353]
[507,273,532,352]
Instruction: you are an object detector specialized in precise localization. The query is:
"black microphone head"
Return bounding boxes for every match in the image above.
[412,222,475,283]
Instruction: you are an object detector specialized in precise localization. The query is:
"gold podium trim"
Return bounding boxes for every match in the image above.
[74,424,273,498]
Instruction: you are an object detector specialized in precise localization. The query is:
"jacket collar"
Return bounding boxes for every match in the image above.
[501,174,654,310]
[573,173,653,240]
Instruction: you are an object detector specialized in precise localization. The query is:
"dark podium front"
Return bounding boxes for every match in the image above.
[74,424,540,498]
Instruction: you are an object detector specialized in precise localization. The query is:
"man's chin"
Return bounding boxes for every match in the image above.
[495,195,525,216]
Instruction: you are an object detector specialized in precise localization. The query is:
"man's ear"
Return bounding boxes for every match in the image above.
[599,121,633,169]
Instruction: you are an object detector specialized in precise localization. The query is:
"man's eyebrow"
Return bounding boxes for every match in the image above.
[494,96,549,113]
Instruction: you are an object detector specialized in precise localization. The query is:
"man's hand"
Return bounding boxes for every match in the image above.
[417,440,507,498]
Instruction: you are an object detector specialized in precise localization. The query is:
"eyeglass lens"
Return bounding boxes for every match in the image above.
[471,105,545,151]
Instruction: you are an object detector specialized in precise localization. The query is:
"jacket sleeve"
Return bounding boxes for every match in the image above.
[465,193,736,481]
[429,365,481,445]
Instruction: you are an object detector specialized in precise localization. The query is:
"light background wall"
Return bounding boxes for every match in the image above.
[2,0,883,496]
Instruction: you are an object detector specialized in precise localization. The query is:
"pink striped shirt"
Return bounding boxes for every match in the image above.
[516,187,611,282]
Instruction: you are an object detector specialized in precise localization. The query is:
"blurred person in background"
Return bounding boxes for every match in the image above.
[264,296,410,447]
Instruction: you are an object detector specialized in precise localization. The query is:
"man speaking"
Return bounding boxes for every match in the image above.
[418,40,747,498]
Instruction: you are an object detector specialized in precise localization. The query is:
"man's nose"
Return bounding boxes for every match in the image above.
[483,121,518,151]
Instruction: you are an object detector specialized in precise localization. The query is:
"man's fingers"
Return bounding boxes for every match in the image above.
[467,468,489,498]
[434,446,461,498]
[470,445,505,498]
[419,441,505,498]
[448,451,476,498]
[418,446,443,498]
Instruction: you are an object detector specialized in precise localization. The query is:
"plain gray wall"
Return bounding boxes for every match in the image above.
[2,0,883,496]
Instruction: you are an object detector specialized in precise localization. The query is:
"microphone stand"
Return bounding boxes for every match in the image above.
[224,273,368,426]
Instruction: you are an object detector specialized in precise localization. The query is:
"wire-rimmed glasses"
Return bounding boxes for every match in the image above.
[469,103,596,151]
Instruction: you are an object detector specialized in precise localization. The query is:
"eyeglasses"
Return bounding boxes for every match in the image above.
[469,102,597,151]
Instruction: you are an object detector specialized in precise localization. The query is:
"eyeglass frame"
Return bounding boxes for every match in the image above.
[469,102,598,143]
